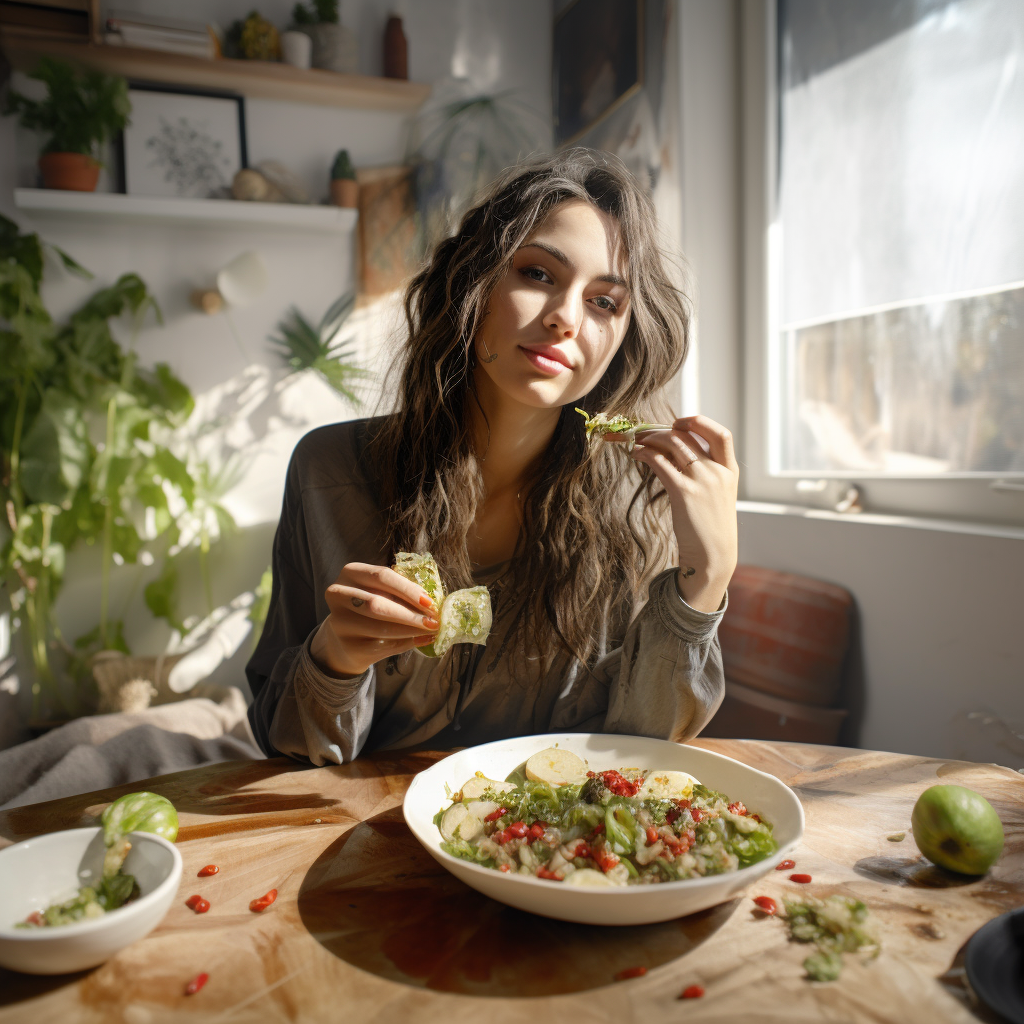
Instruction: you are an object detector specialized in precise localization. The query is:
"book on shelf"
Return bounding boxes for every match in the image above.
[104,11,218,59]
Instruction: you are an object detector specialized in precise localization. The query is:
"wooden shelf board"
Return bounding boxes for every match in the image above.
[14,188,359,233]
[2,32,431,112]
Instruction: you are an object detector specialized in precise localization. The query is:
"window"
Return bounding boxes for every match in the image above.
[742,0,1024,526]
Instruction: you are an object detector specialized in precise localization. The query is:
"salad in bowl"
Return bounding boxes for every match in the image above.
[436,747,778,887]
[403,733,804,925]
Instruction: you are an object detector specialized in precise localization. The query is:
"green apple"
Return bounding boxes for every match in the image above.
[911,785,1004,875]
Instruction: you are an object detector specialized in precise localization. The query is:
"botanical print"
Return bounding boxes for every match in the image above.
[145,116,231,197]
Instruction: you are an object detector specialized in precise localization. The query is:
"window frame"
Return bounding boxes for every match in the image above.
[739,0,1024,528]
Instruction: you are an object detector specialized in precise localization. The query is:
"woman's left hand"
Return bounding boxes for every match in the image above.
[623,414,739,613]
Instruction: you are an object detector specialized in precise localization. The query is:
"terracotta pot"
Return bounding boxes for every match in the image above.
[330,178,359,208]
[38,152,100,191]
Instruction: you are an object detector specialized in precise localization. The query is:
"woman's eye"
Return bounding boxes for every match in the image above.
[592,295,617,313]
[521,266,552,284]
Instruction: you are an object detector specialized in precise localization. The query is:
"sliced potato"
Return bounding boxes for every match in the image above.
[465,799,500,820]
[440,803,484,842]
[565,868,617,888]
[460,775,517,800]
[636,770,699,802]
[525,747,588,787]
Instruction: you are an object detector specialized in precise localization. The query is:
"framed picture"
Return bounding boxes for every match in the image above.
[118,84,247,199]
[553,0,644,146]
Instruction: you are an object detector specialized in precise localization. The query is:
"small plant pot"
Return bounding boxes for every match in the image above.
[38,152,100,191]
[330,178,359,208]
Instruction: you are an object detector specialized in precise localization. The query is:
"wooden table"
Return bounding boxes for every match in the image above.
[0,740,1021,1023]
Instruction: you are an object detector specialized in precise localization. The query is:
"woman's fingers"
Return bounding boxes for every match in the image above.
[341,562,438,612]
[632,429,702,470]
[326,582,437,631]
[673,415,737,470]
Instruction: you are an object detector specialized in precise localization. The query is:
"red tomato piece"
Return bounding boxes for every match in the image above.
[484,806,507,823]
[197,864,219,877]
[536,867,563,881]
[645,826,660,846]
[776,859,795,870]
[752,896,778,915]
[789,873,813,884]
[184,972,209,996]
[679,984,705,999]
[528,823,546,841]
[600,770,641,797]
[593,846,620,873]
[498,864,511,873]
[506,821,530,839]
[615,966,648,981]
[728,801,748,816]
[591,822,605,836]
[185,895,210,913]
[666,806,682,825]
[249,889,278,912]
[690,807,707,823]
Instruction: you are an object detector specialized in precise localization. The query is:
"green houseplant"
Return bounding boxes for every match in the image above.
[329,148,358,208]
[0,214,205,721]
[290,0,357,73]
[3,57,130,192]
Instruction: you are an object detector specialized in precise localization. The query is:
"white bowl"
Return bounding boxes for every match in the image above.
[0,827,182,974]
[403,733,804,926]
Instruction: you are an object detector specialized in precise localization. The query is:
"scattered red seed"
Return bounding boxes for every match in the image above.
[776,859,795,870]
[249,888,278,912]
[184,972,208,996]
[185,895,210,913]
[752,896,778,915]
[679,984,705,999]
[615,965,648,981]
[789,873,813,884]
[197,864,219,877]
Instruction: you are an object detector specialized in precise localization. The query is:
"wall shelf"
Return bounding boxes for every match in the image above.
[14,188,359,233]
[2,31,431,112]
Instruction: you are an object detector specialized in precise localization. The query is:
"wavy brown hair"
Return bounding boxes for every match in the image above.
[367,148,691,675]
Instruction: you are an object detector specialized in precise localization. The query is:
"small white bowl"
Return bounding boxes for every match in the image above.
[403,733,804,926]
[0,827,182,974]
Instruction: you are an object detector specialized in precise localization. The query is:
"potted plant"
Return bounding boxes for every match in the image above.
[3,57,130,192]
[291,0,358,74]
[329,149,358,207]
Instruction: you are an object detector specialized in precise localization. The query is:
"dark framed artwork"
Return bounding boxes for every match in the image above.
[117,83,247,199]
[553,0,644,146]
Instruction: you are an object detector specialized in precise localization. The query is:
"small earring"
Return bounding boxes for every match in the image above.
[480,340,498,364]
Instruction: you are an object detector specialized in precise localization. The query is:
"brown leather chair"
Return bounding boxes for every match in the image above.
[702,565,855,745]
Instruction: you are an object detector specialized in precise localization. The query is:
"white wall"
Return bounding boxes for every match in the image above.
[0,0,552,736]
[738,506,1024,767]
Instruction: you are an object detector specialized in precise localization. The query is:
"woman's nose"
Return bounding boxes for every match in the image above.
[546,290,583,338]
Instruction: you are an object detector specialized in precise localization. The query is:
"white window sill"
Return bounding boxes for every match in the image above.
[737,500,1024,542]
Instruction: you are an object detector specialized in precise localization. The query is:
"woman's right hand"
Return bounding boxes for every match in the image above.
[310,562,439,678]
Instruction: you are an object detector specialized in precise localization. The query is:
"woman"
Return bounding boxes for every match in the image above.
[247,149,738,764]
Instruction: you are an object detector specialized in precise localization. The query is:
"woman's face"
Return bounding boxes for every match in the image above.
[473,199,632,412]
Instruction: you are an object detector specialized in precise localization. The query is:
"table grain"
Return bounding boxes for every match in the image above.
[0,739,1021,1023]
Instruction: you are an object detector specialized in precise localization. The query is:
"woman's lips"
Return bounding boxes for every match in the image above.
[519,346,571,375]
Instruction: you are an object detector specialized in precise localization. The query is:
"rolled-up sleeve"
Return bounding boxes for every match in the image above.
[551,568,727,742]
